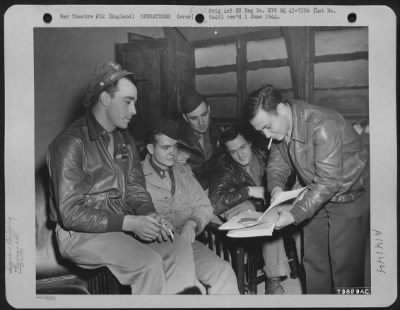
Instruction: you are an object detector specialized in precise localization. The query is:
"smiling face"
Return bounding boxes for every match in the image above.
[147,133,178,169]
[103,77,137,131]
[183,102,211,134]
[249,103,292,141]
[225,134,253,167]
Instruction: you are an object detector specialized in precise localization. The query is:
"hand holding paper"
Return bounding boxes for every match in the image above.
[218,187,307,237]
[274,207,295,230]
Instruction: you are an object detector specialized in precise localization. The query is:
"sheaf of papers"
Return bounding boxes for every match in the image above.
[227,221,275,238]
[218,187,307,232]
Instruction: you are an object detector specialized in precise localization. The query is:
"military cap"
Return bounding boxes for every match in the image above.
[154,119,180,140]
[83,61,135,107]
[180,93,207,114]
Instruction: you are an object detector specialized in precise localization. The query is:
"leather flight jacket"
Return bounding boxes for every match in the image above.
[178,120,223,189]
[267,101,369,224]
[209,148,270,215]
[47,110,155,233]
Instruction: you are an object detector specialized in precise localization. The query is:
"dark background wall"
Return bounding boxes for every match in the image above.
[34,27,163,169]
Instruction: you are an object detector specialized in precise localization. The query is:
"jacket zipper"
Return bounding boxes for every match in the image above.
[100,135,125,201]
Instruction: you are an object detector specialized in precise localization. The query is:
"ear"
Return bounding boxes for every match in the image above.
[276,102,286,115]
[146,143,154,155]
[99,91,111,107]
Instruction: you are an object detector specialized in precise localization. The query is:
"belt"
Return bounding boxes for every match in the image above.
[331,189,365,203]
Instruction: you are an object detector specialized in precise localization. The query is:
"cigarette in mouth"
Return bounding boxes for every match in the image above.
[268,138,273,150]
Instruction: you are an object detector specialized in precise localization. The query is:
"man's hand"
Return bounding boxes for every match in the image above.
[274,208,295,230]
[270,186,283,204]
[122,215,162,242]
[181,220,197,243]
[175,150,191,164]
[154,215,175,242]
[248,186,265,200]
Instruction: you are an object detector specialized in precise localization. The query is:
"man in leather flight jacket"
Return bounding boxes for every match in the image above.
[46,62,198,294]
[244,85,370,294]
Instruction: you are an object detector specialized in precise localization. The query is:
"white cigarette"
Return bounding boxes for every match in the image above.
[268,138,273,150]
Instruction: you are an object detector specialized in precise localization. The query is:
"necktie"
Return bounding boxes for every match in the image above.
[198,134,204,150]
[162,170,172,191]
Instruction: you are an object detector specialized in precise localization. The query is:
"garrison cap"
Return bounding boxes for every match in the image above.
[181,93,207,114]
[154,119,180,140]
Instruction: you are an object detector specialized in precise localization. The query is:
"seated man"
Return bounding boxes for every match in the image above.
[143,120,240,294]
[46,61,198,294]
[209,126,300,294]
[177,93,223,189]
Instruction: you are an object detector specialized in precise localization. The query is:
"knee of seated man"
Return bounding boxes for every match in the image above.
[214,258,237,279]
[171,234,195,256]
[141,250,164,272]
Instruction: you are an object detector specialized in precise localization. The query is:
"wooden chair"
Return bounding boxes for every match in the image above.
[197,222,268,294]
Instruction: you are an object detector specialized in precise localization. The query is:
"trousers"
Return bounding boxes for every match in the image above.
[262,231,301,278]
[302,191,370,294]
[55,225,198,294]
[192,240,239,294]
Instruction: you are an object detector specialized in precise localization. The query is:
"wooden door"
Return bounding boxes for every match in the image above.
[163,28,195,119]
[116,39,167,140]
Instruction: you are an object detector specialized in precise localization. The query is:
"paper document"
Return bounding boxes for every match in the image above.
[227,221,275,238]
[257,186,307,222]
[218,187,307,231]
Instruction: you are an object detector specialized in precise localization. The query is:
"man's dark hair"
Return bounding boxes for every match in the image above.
[220,125,250,150]
[180,93,209,115]
[145,129,161,147]
[243,84,289,121]
[87,75,137,108]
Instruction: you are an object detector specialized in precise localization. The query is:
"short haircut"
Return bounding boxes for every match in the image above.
[145,129,162,146]
[243,84,289,121]
[220,125,249,149]
[180,93,208,115]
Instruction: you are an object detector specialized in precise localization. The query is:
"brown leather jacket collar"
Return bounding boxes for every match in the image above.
[290,102,307,144]
[86,108,108,141]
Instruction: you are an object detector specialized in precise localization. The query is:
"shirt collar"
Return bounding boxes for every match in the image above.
[149,157,172,179]
[289,101,306,144]
[86,108,109,141]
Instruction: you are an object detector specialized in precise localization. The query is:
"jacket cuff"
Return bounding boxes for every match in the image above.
[289,206,308,225]
[238,186,250,200]
[188,217,203,235]
[135,203,156,216]
[106,214,125,231]
[268,180,284,193]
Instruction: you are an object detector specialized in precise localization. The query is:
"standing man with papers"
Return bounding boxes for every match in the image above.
[244,85,370,294]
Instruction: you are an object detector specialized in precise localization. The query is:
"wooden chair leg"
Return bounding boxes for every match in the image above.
[247,249,258,294]
[231,247,245,294]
